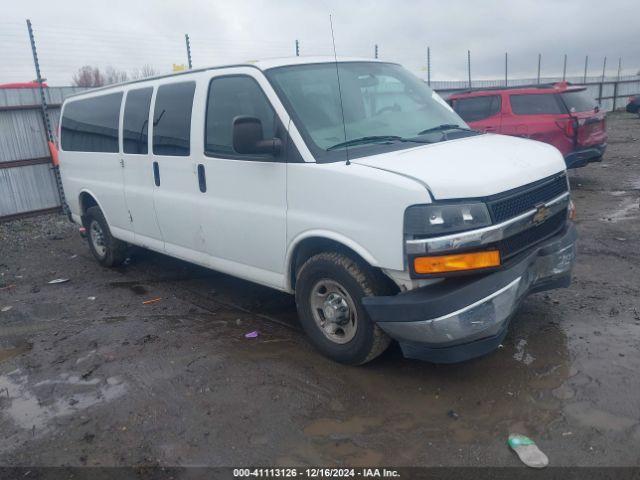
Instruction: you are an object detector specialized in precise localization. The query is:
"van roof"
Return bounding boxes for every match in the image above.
[65,56,387,99]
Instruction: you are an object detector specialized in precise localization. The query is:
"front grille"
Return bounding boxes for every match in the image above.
[499,211,566,259]
[488,174,569,223]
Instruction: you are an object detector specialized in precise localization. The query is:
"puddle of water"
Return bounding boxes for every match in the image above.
[291,316,572,463]
[0,369,126,434]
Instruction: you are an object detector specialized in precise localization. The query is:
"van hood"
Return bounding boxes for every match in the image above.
[351,133,566,199]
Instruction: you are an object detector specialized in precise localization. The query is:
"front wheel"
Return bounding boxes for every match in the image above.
[294,252,392,365]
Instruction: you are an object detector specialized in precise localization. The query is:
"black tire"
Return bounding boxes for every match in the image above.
[294,252,392,365]
[84,206,128,267]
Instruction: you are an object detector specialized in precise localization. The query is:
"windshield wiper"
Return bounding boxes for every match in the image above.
[417,124,473,135]
[327,136,402,151]
[326,135,429,151]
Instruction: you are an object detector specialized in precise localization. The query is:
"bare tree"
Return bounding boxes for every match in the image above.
[131,64,157,80]
[104,66,129,85]
[72,65,105,87]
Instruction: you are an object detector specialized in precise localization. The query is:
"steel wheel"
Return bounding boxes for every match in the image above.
[89,220,107,259]
[309,279,358,344]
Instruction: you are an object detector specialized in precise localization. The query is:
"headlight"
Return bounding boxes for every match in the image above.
[404,202,491,238]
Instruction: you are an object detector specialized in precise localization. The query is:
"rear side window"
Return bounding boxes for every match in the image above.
[152,82,196,156]
[560,90,597,113]
[451,95,501,122]
[123,87,153,154]
[61,92,122,152]
[205,76,276,156]
[510,94,565,115]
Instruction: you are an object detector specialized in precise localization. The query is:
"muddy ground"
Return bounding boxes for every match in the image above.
[1,112,639,468]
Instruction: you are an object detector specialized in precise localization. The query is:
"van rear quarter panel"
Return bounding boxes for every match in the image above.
[286,162,429,274]
[59,92,131,238]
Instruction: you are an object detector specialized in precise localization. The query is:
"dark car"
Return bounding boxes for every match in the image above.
[626,95,640,114]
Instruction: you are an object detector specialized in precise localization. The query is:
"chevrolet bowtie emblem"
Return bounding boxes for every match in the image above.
[532,204,550,225]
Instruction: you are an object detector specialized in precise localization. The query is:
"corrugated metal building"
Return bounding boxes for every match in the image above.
[0,86,85,220]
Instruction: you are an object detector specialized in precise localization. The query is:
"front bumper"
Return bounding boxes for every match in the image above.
[565,143,606,169]
[363,224,577,363]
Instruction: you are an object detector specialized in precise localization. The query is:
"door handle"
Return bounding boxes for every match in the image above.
[153,161,160,186]
[197,164,207,193]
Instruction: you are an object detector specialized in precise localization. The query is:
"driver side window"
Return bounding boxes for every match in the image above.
[205,75,276,157]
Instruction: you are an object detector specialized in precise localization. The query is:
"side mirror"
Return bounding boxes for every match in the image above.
[232,116,282,156]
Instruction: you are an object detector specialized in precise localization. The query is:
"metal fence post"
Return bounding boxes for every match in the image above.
[598,57,606,104]
[613,57,622,110]
[583,55,588,84]
[26,18,68,215]
[598,82,603,105]
[617,57,622,81]
[467,50,471,88]
[537,53,541,84]
[185,34,193,69]
[427,46,431,86]
[505,52,508,86]
[562,54,567,81]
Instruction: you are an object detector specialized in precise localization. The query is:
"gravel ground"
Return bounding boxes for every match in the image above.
[0,112,639,468]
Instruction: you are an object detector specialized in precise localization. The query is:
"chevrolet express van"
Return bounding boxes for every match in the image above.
[59,57,577,365]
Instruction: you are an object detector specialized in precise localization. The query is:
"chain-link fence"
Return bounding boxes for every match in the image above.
[2,20,639,89]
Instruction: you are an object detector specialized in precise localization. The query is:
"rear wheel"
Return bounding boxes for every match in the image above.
[294,252,392,365]
[84,206,128,267]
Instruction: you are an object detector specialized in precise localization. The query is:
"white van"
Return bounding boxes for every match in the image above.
[59,57,577,365]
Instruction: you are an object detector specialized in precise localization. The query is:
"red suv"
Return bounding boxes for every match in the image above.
[449,82,607,169]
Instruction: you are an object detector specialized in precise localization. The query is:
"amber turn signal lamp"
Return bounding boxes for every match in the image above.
[414,250,501,274]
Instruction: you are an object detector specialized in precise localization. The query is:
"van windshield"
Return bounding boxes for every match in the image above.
[266,62,473,162]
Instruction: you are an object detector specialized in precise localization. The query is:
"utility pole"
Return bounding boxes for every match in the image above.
[427,46,431,86]
[374,44,378,59]
[185,34,193,69]
[562,54,567,81]
[504,52,508,86]
[467,50,471,89]
[583,55,588,84]
[537,53,541,84]
[26,19,68,214]
[295,39,300,57]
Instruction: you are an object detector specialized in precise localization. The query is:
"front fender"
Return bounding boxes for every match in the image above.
[284,229,381,292]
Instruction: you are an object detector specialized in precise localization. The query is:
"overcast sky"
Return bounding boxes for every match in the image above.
[2,0,639,85]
